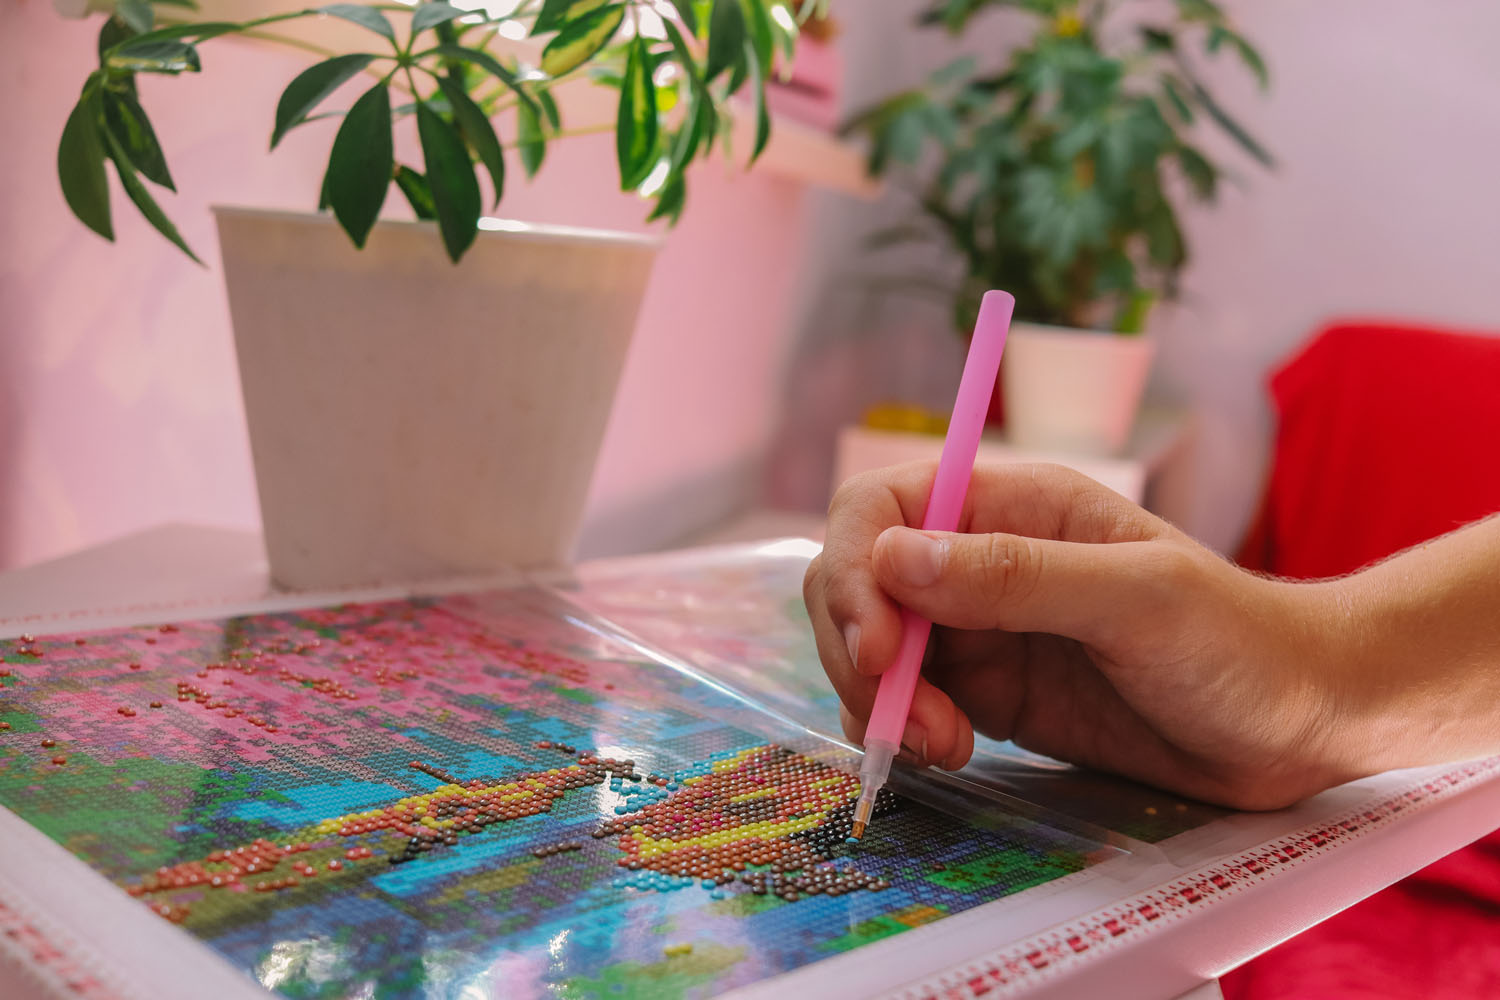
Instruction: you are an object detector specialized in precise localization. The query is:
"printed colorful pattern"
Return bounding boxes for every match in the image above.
[0,589,1108,999]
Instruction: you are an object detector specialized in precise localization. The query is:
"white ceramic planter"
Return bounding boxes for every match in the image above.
[215,207,659,590]
[1001,321,1155,456]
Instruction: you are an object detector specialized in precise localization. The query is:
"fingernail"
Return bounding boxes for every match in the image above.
[901,721,928,763]
[886,530,944,587]
[843,623,861,672]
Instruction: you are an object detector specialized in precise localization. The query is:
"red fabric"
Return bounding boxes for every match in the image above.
[1224,321,1500,999]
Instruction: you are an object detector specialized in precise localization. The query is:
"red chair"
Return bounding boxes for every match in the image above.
[1225,321,1500,998]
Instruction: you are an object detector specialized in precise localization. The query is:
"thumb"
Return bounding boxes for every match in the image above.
[872,525,1162,642]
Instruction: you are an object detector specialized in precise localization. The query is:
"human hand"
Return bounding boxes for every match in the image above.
[803,462,1365,810]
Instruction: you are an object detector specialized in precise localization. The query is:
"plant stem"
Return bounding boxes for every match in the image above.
[232,27,341,61]
[498,121,613,149]
[148,13,419,95]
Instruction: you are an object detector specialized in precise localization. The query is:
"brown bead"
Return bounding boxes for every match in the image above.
[51,756,67,765]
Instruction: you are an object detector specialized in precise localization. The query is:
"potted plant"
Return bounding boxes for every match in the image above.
[52,0,808,588]
[846,0,1272,455]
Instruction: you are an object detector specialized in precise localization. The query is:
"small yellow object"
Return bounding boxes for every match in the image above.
[1055,8,1083,37]
[664,942,693,957]
[861,402,949,436]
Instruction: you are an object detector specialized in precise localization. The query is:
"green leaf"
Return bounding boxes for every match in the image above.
[668,0,698,36]
[517,99,546,176]
[695,81,718,148]
[840,89,924,138]
[326,81,393,248]
[744,38,770,163]
[740,0,774,76]
[106,40,201,74]
[1174,0,1224,22]
[539,4,625,77]
[1113,289,1156,335]
[271,53,376,149]
[667,87,703,174]
[58,82,113,241]
[98,17,135,62]
[319,159,333,211]
[931,55,977,87]
[646,171,685,223]
[115,0,153,35]
[616,36,659,190]
[725,40,750,94]
[415,101,481,262]
[108,21,241,47]
[1144,202,1185,267]
[437,75,505,208]
[102,89,173,190]
[411,2,468,35]
[1160,74,1194,123]
[432,45,540,118]
[664,18,708,94]
[1093,249,1136,295]
[531,0,606,35]
[318,4,396,43]
[1187,77,1274,166]
[705,0,745,82]
[1175,143,1217,199]
[1208,25,1269,90]
[538,89,561,131]
[394,165,437,219]
[102,124,201,263]
[1139,26,1175,52]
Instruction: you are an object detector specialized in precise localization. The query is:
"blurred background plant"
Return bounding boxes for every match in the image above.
[56,0,818,263]
[846,0,1273,335]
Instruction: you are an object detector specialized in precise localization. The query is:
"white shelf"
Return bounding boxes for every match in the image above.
[833,408,1190,506]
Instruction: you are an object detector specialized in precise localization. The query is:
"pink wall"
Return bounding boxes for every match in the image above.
[0,2,808,569]
[772,1,1500,552]
[1147,0,1500,550]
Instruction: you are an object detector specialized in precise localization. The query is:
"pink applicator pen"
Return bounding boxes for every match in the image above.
[849,289,1014,841]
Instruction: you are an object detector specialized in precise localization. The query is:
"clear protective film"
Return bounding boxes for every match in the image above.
[555,540,1231,851]
[0,573,1120,1000]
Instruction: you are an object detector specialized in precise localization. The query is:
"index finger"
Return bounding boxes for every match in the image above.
[812,461,1167,679]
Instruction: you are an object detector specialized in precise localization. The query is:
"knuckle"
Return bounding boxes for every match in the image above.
[975,532,1039,602]
[801,555,823,604]
[1145,544,1201,593]
[828,468,885,517]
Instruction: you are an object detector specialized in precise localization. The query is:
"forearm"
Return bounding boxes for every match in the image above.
[1326,515,1500,773]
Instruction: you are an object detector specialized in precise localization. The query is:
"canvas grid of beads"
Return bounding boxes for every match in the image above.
[0,585,1114,999]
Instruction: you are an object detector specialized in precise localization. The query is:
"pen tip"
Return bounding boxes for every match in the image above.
[850,820,866,840]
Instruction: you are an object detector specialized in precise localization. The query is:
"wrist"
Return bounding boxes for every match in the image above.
[1261,573,1411,786]
[1305,566,1462,778]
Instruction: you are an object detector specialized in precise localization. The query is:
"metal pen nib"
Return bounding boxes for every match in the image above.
[848,739,896,842]
[850,790,876,840]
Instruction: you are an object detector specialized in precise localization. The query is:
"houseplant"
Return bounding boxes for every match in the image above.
[52,0,811,588]
[846,0,1272,454]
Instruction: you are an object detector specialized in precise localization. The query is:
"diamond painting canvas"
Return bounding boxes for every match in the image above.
[0,585,1115,999]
